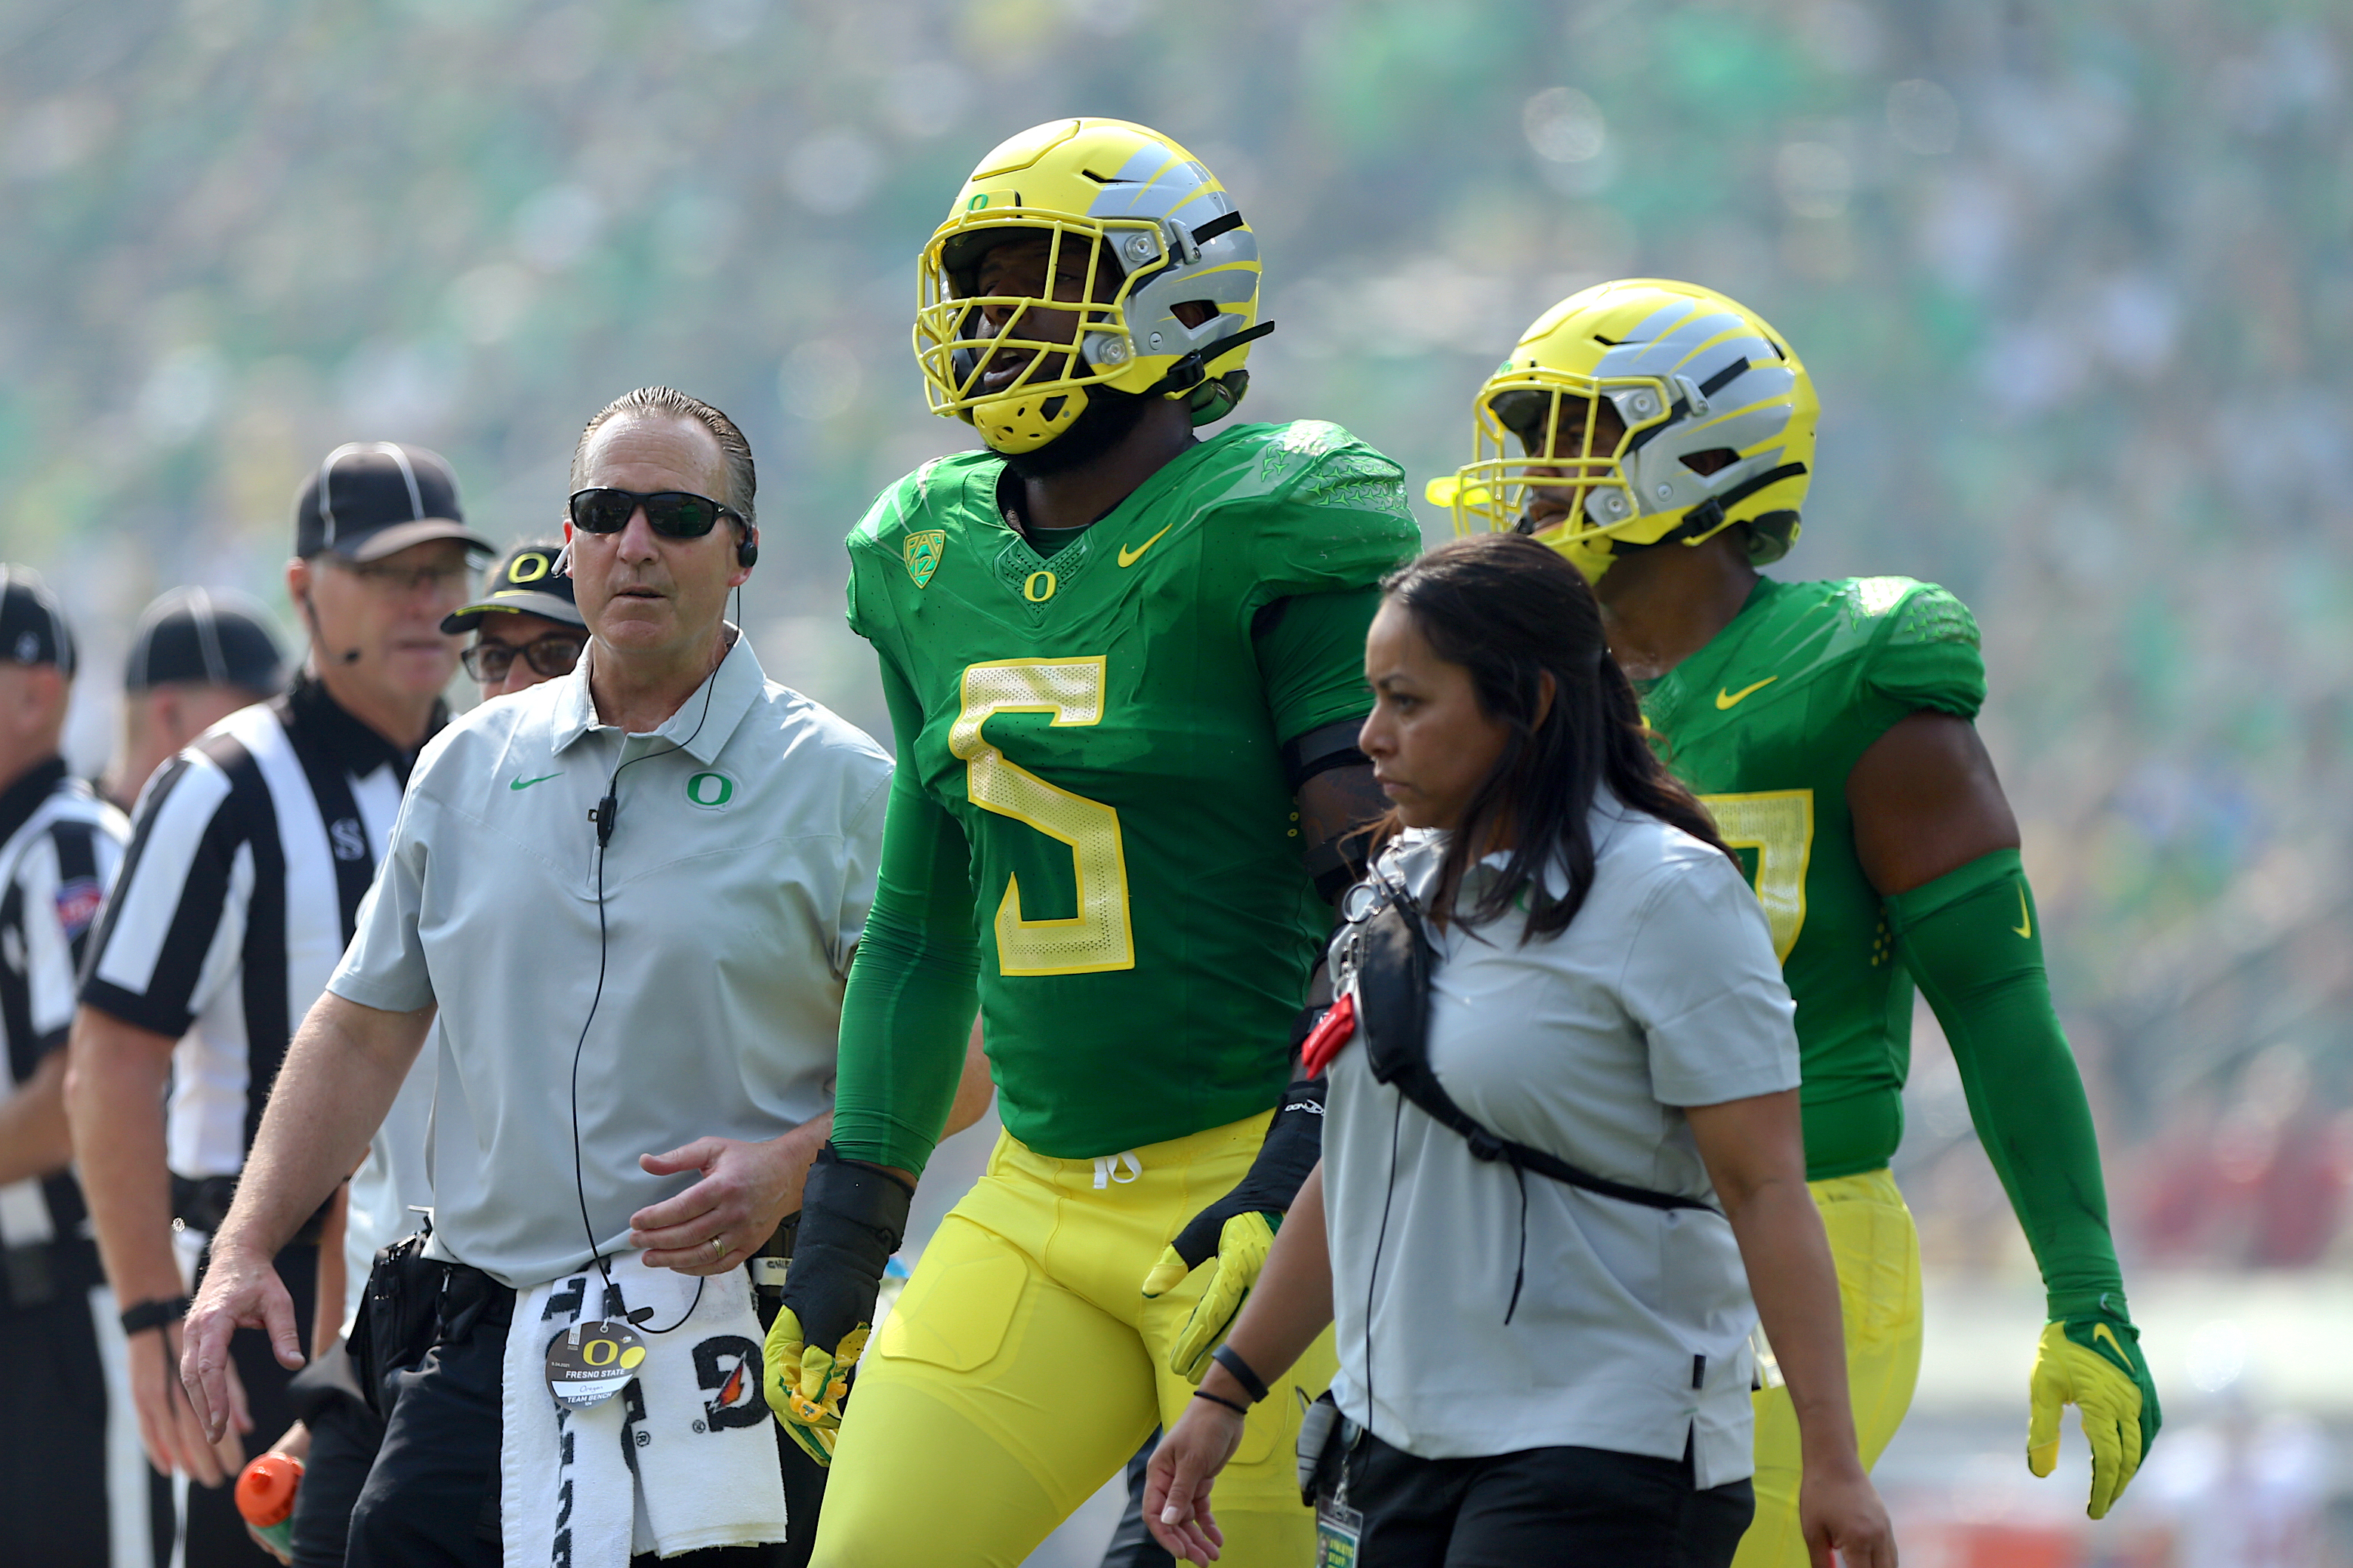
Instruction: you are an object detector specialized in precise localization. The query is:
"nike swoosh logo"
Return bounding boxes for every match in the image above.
[510,773,562,791]
[1118,523,1175,568]
[2091,1323,2126,1363]
[2013,884,2033,939]
[1715,677,1777,710]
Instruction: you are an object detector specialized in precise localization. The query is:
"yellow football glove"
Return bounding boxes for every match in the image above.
[763,1305,869,1467]
[2028,1317,2160,1519]
[1143,1211,1277,1384]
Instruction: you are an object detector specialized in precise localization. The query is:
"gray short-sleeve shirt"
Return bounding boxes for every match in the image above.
[1323,801,1801,1488]
[329,635,891,1289]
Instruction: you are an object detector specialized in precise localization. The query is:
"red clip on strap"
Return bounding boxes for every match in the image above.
[1298,990,1357,1077]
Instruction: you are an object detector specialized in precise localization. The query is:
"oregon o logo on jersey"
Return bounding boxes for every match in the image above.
[685,771,736,809]
[1023,570,1056,602]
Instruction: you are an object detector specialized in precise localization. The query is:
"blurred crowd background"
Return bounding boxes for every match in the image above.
[5,0,2348,1560]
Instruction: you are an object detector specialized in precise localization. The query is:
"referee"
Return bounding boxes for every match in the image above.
[67,443,487,1566]
[0,568,140,1568]
[99,588,286,815]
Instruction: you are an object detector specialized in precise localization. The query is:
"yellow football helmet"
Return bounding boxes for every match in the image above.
[914,118,1270,454]
[1427,279,1818,583]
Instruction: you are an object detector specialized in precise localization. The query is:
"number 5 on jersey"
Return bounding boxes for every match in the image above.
[951,658,1136,975]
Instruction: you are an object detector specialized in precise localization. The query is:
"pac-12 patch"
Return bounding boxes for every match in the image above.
[904,530,946,588]
[54,877,102,938]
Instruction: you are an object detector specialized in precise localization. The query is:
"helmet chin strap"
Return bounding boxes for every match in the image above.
[1136,320,1277,402]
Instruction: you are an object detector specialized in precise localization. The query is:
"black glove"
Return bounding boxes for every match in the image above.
[764,1145,913,1464]
[1141,1075,1326,1380]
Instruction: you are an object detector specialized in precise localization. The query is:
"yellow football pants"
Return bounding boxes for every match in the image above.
[1732,1167,1923,1568]
[813,1113,1334,1568]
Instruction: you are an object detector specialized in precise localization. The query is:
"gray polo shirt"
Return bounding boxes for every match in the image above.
[328,633,890,1289]
[1324,800,1800,1489]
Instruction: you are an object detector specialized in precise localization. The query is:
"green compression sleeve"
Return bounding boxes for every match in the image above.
[1886,848,2128,1323]
[829,654,982,1176]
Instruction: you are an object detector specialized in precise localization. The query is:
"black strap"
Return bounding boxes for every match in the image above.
[119,1295,190,1336]
[1352,866,1718,1216]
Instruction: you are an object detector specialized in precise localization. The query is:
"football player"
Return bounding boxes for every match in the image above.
[764,118,1420,1566]
[1427,279,2160,1563]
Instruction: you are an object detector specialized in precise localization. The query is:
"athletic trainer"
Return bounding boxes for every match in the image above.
[0,569,141,1567]
[68,443,485,1566]
[177,388,981,1568]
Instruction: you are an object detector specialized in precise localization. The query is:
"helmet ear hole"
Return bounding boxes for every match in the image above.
[1681,448,1741,476]
[1170,300,1218,328]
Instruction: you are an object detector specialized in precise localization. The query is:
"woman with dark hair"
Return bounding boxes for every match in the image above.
[1143,534,1895,1567]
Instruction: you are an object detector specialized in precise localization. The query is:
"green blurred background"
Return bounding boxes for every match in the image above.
[5,0,2351,1554]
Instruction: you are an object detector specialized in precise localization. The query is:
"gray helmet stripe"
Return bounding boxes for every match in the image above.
[188,586,229,685]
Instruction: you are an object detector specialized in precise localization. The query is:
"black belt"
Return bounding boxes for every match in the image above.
[2,1234,101,1311]
[171,1174,332,1246]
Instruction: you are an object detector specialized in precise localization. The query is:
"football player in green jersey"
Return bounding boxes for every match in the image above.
[764,118,1420,1566]
[1429,279,2160,1561]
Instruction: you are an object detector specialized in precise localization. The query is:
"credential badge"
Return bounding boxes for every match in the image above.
[903,530,946,588]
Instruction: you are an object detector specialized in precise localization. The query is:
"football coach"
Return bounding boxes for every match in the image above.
[175,387,910,1566]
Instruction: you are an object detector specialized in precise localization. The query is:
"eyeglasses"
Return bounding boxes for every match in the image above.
[567,488,741,539]
[461,633,587,683]
[337,559,473,595]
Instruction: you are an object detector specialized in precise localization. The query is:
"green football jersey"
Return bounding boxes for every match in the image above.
[844,420,1421,1158]
[1635,575,1988,1180]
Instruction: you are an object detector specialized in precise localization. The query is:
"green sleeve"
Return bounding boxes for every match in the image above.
[1866,583,1986,722]
[1886,848,2128,1323]
[1255,584,1383,743]
[830,652,982,1175]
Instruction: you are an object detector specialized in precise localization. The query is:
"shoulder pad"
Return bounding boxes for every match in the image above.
[847,453,991,549]
[1212,421,1414,524]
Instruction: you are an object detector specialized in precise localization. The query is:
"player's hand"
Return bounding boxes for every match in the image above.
[763,1305,868,1465]
[631,1122,822,1274]
[1797,1456,1895,1568]
[181,1244,298,1449]
[2028,1315,2160,1518]
[1142,1076,1324,1382]
[1144,1398,1243,1564]
[1143,1213,1277,1383]
[763,1144,912,1468]
[131,1320,251,1483]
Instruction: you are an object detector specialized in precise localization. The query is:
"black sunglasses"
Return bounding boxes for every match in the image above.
[462,633,587,683]
[567,488,742,538]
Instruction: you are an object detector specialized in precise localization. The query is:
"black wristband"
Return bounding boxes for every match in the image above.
[119,1296,190,1337]
[1192,1388,1251,1416]
[1210,1342,1270,1404]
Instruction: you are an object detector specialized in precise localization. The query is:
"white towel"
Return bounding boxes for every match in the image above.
[501,1252,787,1567]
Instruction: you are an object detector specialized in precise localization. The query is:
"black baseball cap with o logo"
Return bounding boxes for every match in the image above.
[294,442,493,562]
[440,542,585,634]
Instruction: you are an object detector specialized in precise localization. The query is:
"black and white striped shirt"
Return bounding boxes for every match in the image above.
[0,759,126,1283]
[81,679,438,1185]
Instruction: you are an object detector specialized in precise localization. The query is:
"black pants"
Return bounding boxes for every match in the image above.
[187,1240,318,1567]
[1102,1431,1177,1568]
[0,1278,169,1568]
[345,1267,823,1568]
[1343,1431,1756,1568]
[290,1390,384,1568]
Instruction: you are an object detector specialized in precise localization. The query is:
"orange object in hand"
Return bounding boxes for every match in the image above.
[236,1453,303,1554]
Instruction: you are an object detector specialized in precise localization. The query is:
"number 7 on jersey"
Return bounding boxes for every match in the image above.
[951,658,1136,975]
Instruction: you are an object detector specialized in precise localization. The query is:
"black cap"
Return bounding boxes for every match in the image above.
[294,442,493,562]
[440,541,585,634]
[125,587,285,695]
[0,565,75,678]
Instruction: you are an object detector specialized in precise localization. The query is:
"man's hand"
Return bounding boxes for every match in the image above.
[2029,1316,2160,1518]
[1797,1459,1898,1568]
[763,1146,911,1467]
[181,1245,303,1447]
[1142,1077,1323,1382]
[128,1322,251,1483]
[1143,1397,1243,1564]
[631,1117,828,1274]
